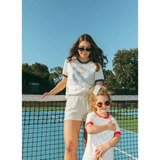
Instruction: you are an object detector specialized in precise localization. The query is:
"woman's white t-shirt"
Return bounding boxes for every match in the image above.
[62,58,104,96]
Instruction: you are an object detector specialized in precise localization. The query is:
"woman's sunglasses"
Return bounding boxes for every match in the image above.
[78,47,92,52]
[96,101,110,107]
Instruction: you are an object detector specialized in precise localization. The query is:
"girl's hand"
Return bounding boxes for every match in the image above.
[105,120,116,131]
[42,92,50,98]
[95,144,108,158]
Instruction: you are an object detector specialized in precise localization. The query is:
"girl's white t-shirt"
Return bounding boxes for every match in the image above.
[82,112,121,160]
[62,58,104,96]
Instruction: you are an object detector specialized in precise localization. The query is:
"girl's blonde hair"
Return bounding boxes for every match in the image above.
[88,86,112,112]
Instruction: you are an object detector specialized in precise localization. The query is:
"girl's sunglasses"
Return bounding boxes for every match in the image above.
[96,101,110,107]
[78,47,92,52]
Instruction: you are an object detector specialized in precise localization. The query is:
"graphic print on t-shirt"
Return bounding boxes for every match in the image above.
[72,66,92,82]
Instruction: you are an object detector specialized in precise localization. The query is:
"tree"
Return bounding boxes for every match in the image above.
[103,69,119,90]
[22,62,50,85]
[22,63,31,73]
[49,66,63,85]
[30,62,49,79]
[112,48,138,90]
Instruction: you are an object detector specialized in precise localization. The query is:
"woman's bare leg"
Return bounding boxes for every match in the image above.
[64,120,82,160]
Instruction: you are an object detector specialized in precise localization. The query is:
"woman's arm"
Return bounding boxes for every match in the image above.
[42,76,68,98]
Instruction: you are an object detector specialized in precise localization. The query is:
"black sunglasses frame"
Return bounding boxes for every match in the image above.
[78,47,92,52]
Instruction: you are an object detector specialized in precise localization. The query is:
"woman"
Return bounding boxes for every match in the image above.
[43,34,108,160]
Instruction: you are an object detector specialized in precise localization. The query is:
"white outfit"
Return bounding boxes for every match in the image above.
[62,57,104,121]
[82,112,121,160]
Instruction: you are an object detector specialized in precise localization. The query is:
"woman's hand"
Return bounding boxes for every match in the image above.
[42,92,51,98]
[42,76,67,99]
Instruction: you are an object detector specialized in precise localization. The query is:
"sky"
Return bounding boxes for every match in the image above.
[22,0,138,72]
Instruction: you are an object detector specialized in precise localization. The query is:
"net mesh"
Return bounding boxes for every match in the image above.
[22,95,138,160]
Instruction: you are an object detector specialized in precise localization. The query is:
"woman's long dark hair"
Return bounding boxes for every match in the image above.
[67,34,108,71]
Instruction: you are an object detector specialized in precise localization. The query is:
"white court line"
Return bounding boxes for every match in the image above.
[45,112,138,160]
[43,111,64,122]
[114,147,138,160]
[121,128,138,135]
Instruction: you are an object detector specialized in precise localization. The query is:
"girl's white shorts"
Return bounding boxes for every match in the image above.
[64,94,89,122]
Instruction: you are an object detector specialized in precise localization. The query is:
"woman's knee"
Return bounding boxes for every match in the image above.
[65,141,77,154]
[64,120,81,155]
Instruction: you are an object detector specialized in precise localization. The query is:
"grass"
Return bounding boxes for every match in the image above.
[22,106,65,112]
[22,101,66,112]
[110,103,141,134]
[110,112,138,133]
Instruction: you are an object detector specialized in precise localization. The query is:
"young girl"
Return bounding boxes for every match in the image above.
[83,85,121,160]
[42,34,108,160]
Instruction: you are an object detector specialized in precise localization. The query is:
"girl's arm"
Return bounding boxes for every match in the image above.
[86,120,116,134]
[42,76,68,98]
[95,134,120,158]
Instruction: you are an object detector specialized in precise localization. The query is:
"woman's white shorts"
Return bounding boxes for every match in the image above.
[64,95,89,122]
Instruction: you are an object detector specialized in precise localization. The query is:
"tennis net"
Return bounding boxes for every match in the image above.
[22,95,138,160]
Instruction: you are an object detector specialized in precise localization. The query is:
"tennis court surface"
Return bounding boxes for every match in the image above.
[22,95,138,160]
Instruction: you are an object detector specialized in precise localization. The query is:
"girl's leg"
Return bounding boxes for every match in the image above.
[83,121,87,148]
[64,120,82,160]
